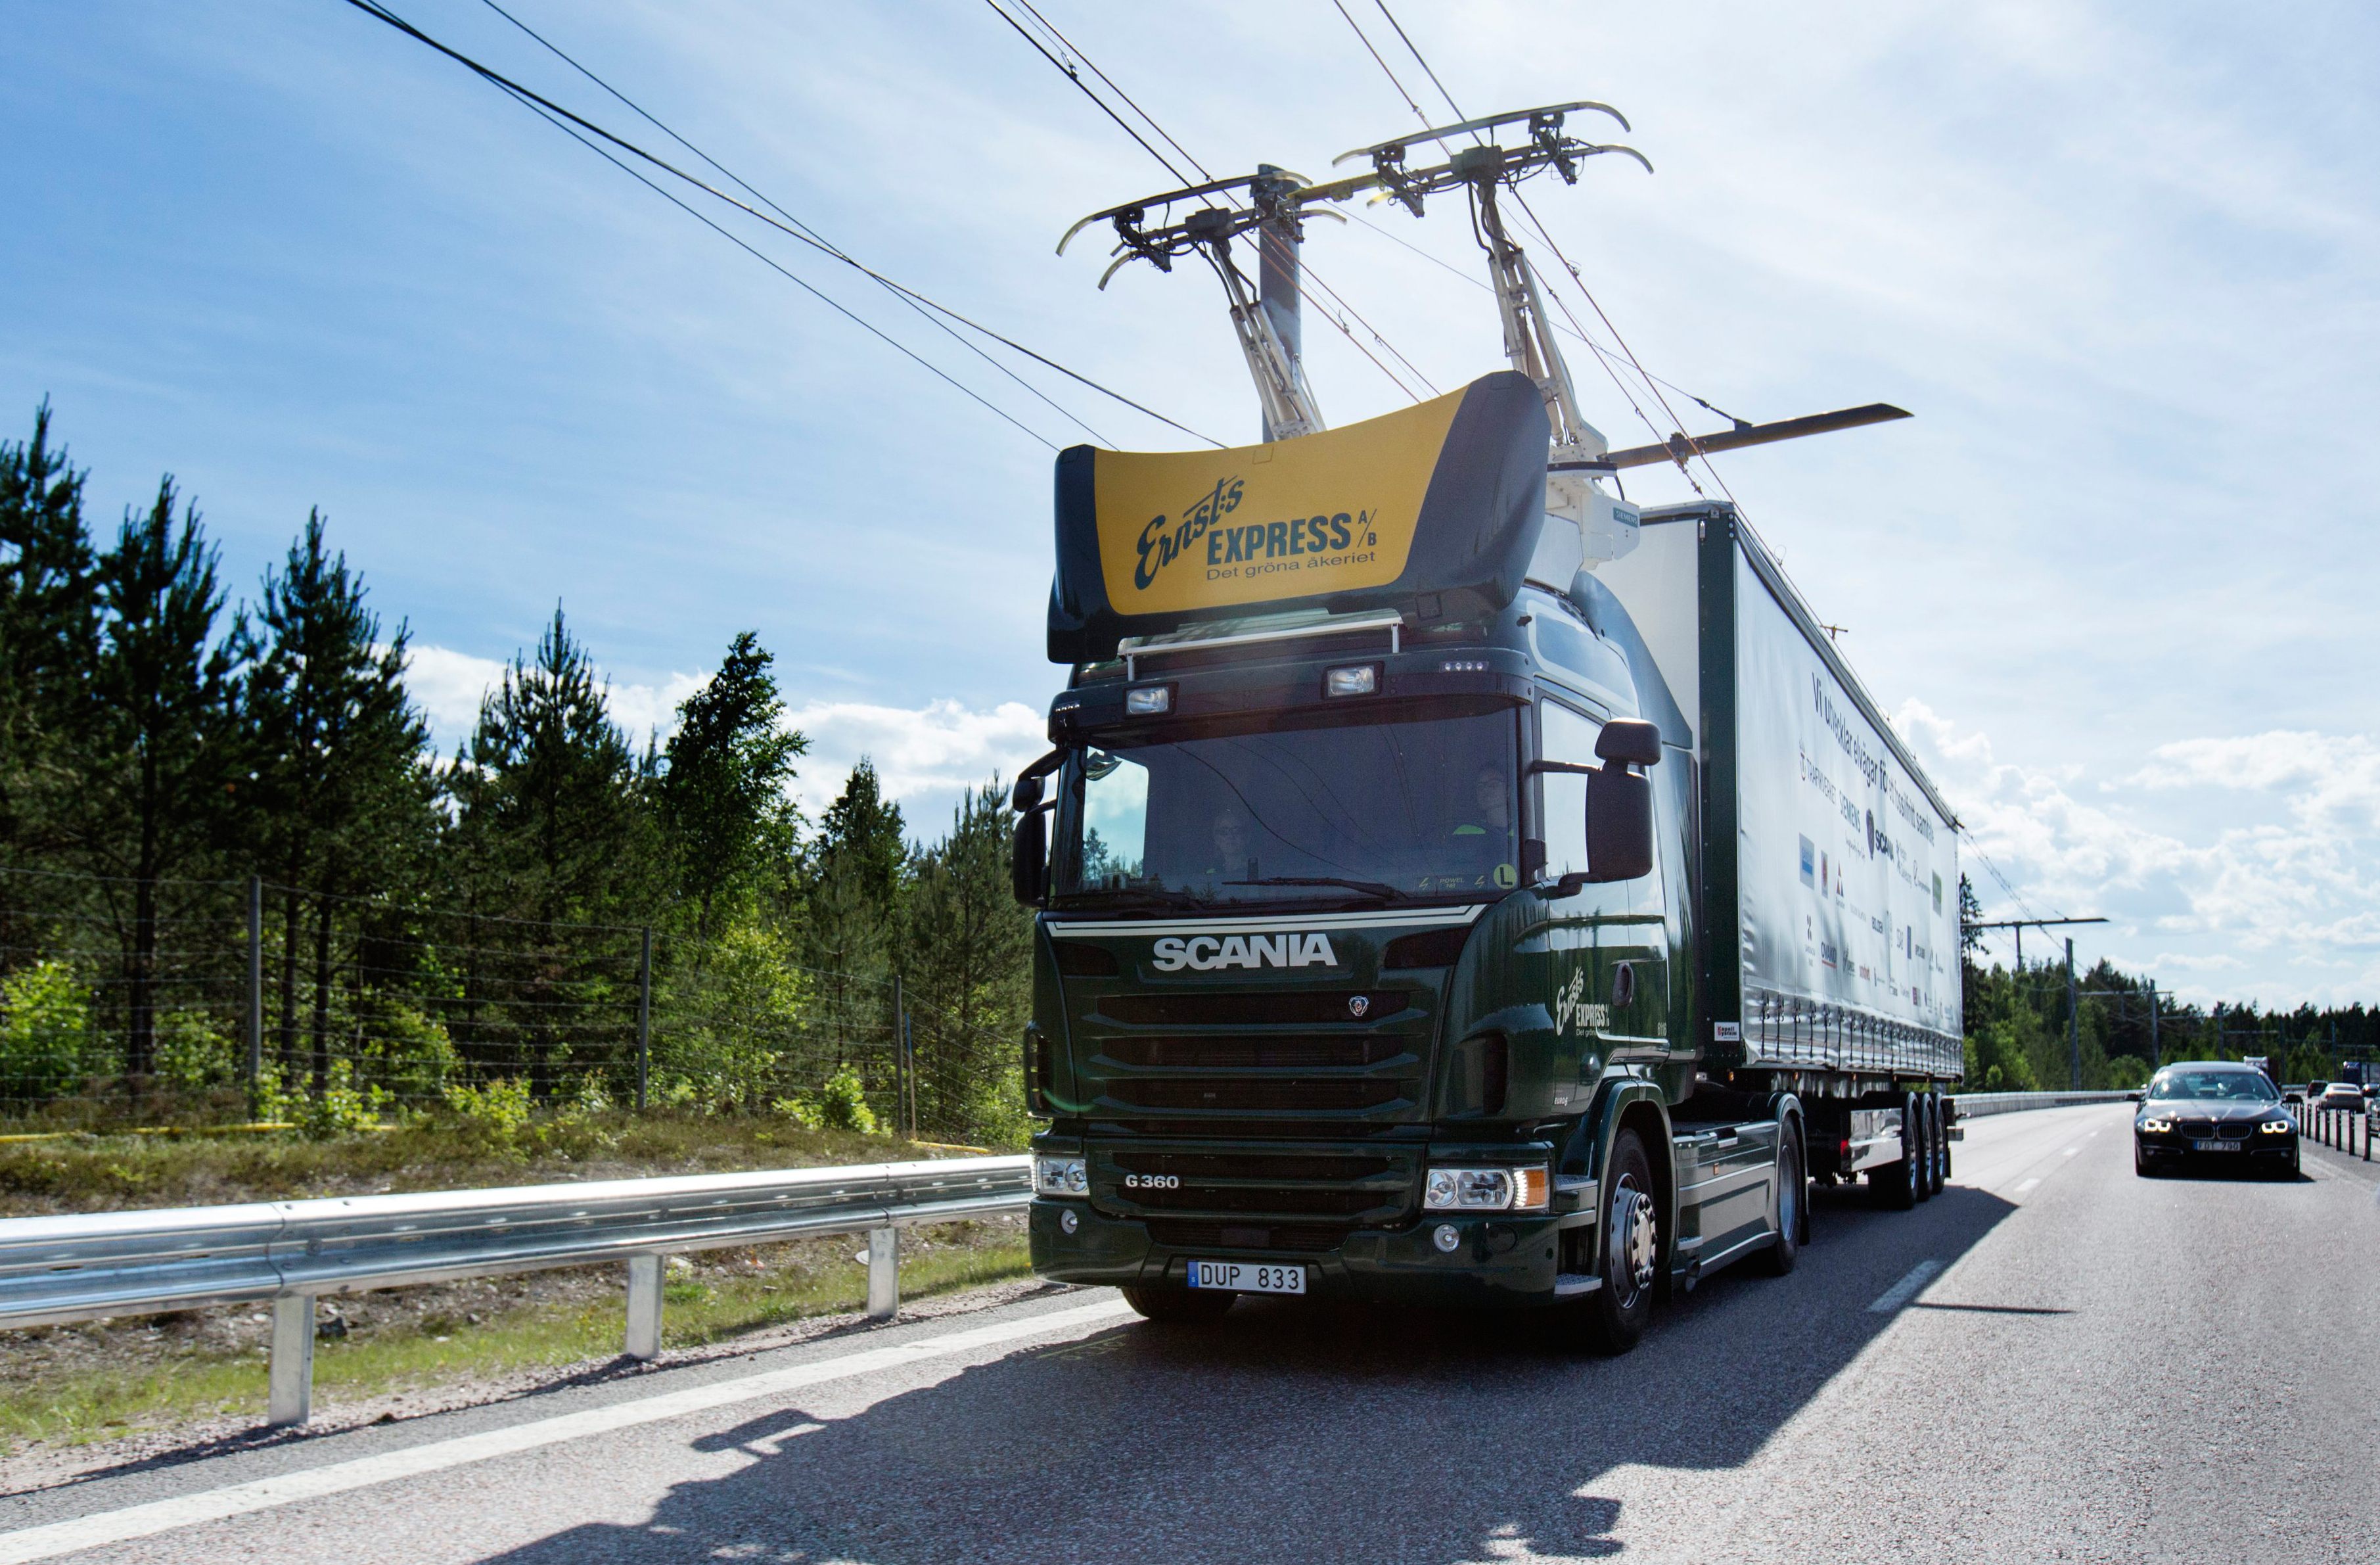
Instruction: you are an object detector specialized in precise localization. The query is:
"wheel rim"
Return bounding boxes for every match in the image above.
[1778,1152,1800,1242]
[1609,1175,1658,1307]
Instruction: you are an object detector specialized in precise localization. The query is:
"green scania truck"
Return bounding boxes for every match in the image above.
[1013,106,1961,1351]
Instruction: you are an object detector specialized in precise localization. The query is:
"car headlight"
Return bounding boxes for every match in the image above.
[2139,1117,2174,1134]
[1423,1165,1550,1212]
[1034,1154,1087,1197]
[2259,1118,2293,1134]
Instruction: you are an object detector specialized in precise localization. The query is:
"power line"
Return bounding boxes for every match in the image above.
[1372,0,1471,127]
[477,0,1116,447]
[340,0,1222,447]
[1350,1,1741,500]
[987,0,1434,405]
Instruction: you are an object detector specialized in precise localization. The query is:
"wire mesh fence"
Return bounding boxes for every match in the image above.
[0,866,1026,1148]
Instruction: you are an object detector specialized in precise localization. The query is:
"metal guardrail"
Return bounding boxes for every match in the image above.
[0,1089,2173,1432]
[0,1156,1030,1427]
[1947,1090,2136,1119]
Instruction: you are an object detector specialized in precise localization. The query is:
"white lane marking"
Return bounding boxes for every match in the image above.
[2015,1177,2042,1192]
[2063,1148,2079,1156]
[0,1299,1134,1565]
[1866,1259,1942,1315]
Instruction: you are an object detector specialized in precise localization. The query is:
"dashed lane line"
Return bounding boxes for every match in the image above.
[1866,1259,1943,1315]
[0,1298,1137,1565]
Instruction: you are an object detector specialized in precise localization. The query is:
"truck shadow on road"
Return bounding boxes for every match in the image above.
[474,1186,2019,1564]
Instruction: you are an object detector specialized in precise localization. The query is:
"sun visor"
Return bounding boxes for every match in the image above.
[1046,371,1549,664]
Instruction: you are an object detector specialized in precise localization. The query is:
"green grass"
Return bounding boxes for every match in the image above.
[0,1110,992,1215]
[0,1234,1032,1451]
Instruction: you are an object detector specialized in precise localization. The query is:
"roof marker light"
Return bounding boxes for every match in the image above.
[1126,685,1172,715]
[1324,665,1378,697]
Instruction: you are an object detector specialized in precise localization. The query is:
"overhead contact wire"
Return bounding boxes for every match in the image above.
[991,0,1432,404]
[344,0,1220,447]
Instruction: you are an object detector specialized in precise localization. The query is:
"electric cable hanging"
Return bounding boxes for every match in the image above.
[340,0,1222,447]
[478,0,1116,446]
[1342,207,1749,427]
[986,0,1438,404]
[1355,0,1743,501]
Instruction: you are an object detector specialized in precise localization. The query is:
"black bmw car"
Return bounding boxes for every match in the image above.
[2134,1061,2299,1177]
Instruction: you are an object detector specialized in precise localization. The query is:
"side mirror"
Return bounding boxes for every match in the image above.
[1011,807,1048,906]
[2126,1089,2144,1103]
[1583,722,1660,883]
[1595,719,1662,767]
[1584,764,1653,882]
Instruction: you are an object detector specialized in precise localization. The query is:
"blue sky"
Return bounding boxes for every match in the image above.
[5,1,2376,1008]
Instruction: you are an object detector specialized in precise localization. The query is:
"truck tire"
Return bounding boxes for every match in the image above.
[1121,1285,1235,1324]
[1912,1092,1935,1203]
[1924,1094,1947,1198]
[1873,1094,1919,1210]
[1757,1133,1804,1276]
[1580,1128,1661,1353]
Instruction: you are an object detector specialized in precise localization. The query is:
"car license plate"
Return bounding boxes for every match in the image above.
[2193,1138,2242,1152]
[1186,1260,1306,1296]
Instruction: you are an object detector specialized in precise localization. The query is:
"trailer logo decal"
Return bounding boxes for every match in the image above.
[1151,932,1341,971]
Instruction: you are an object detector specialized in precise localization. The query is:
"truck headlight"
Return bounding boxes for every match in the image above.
[2259,1118,2293,1134]
[1423,1166,1549,1212]
[2139,1117,2174,1134]
[1034,1155,1087,1196]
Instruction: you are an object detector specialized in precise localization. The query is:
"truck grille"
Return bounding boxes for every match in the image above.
[1096,991,1409,1026]
[1104,1079,1407,1113]
[1099,1036,1407,1070]
[1145,1219,1352,1254]
[1089,1140,1417,1229]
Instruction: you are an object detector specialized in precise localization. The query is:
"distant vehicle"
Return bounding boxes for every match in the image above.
[2316,1082,2366,1113]
[2135,1062,2297,1178]
[2341,1061,2368,1088]
[2243,1054,2278,1088]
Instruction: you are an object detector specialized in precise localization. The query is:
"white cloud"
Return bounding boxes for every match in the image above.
[1895,699,2380,1007]
[405,643,704,754]
[408,647,1045,844]
[785,698,1047,837]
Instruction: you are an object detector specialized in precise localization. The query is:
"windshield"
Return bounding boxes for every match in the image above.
[2147,1069,2278,1104]
[1051,706,1522,908]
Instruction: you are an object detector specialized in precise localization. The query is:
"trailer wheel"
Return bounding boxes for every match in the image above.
[1873,1094,1919,1210]
[1758,1134,1804,1276]
[1924,1094,1947,1198]
[1912,1093,1936,1203]
[1580,1128,1660,1353]
[1121,1285,1235,1324]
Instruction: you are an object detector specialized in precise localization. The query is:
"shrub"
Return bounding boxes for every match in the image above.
[775,1065,877,1134]
[155,1009,238,1092]
[351,996,459,1101]
[442,1076,533,1140]
[0,961,91,1103]
[300,1059,389,1138]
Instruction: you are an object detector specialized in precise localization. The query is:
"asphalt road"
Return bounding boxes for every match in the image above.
[6,1102,2377,1564]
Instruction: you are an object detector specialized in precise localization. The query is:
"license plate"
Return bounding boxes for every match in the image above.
[1186,1259,1306,1296]
[2193,1138,2242,1152]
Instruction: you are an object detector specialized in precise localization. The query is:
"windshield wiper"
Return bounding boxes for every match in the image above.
[1053,886,1211,912]
[1225,876,1408,902]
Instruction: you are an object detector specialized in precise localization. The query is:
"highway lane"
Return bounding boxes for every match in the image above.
[5,1102,2376,1564]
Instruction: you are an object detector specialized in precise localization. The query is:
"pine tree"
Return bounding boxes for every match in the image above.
[74,477,240,1083]
[656,631,805,945]
[446,608,654,1094]
[244,509,435,1088]
[902,779,1032,1138]
[0,402,99,863]
[800,760,906,1060]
